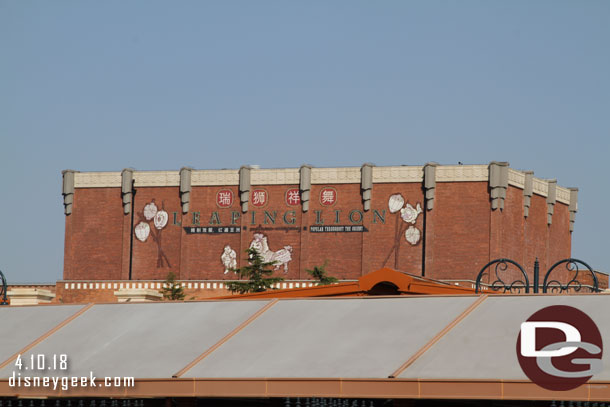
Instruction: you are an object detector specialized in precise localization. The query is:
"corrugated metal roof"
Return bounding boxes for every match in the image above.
[0,304,86,364]
[0,301,270,378]
[183,296,477,378]
[2,294,610,400]
[399,295,610,380]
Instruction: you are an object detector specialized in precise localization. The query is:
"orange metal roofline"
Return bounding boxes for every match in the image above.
[211,267,476,300]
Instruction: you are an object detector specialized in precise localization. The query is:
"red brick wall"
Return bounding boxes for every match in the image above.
[498,186,527,263]
[305,184,365,279]
[424,182,491,281]
[485,186,528,285]
[55,284,116,304]
[64,188,126,280]
[548,201,571,265]
[63,180,573,285]
[525,194,549,273]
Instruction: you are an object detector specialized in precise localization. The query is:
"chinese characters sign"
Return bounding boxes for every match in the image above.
[320,187,337,206]
[251,189,268,207]
[285,188,301,206]
[216,189,234,208]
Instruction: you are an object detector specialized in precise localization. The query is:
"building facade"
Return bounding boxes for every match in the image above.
[60,162,578,287]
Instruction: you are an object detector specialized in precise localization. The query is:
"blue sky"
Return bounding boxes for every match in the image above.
[1,1,608,283]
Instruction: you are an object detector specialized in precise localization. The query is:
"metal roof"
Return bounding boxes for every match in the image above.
[399,295,610,381]
[183,296,477,378]
[0,304,86,364]
[2,294,610,401]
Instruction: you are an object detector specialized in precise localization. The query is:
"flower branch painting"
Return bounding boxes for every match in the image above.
[134,199,171,268]
[382,194,423,268]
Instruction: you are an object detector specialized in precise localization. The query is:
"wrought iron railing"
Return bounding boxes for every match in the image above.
[475,258,600,294]
[474,258,530,294]
[543,258,599,294]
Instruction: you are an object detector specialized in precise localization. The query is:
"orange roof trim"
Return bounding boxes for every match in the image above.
[212,267,476,300]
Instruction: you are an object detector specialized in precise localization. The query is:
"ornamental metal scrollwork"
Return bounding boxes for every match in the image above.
[543,258,600,293]
[0,269,7,305]
[475,258,529,294]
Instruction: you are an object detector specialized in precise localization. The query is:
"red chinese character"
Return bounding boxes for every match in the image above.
[216,189,234,208]
[320,187,337,206]
[251,189,267,207]
[286,188,301,206]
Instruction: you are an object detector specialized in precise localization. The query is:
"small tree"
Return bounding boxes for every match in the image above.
[226,248,284,294]
[161,271,185,300]
[306,261,338,285]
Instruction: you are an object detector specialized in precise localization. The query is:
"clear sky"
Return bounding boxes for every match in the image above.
[1,1,608,283]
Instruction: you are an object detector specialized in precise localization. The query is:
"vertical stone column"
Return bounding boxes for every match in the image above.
[423,162,437,210]
[360,163,374,211]
[62,170,77,215]
[299,165,312,278]
[488,162,508,264]
[547,179,557,225]
[121,168,134,214]
[179,167,192,214]
[422,163,438,277]
[489,161,509,210]
[523,171,534,217]
[360,163,374,276]
[179,167,192,280]
[239,166,251,213]
[239,166,252,269]
[121,168,135,280]
[61,169,77,279]
[300,165,312,212]
[569,188,578,232]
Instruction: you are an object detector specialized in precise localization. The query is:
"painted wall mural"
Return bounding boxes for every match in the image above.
[221,245,237,274]
[136,190,423,273]
[405,226,421,245]
[134,200,171,268]
[249,233,293,273]
[383,194,423,268]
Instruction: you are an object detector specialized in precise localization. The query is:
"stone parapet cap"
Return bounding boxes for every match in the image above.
[58,280,356,292]
[71,165,572,204]
[114,288,163,302]
[7,288,56,306]
[437,165,488,182]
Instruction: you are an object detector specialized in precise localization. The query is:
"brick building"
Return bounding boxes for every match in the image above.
[59,162,577,293]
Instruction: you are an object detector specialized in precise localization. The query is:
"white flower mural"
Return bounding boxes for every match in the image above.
[405,226,421,246]
[382,194,423,268]
[400,203,422,224]
[135,199,171,268]
[388,194,405,213]
[134,222,150,242]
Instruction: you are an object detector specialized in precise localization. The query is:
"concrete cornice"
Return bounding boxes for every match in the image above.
[436,165,488,182]
[192,169,239,186]
[72,165,572,204]
[311,167,361,184]
[373,166,423,183]
[251,168,300,185]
